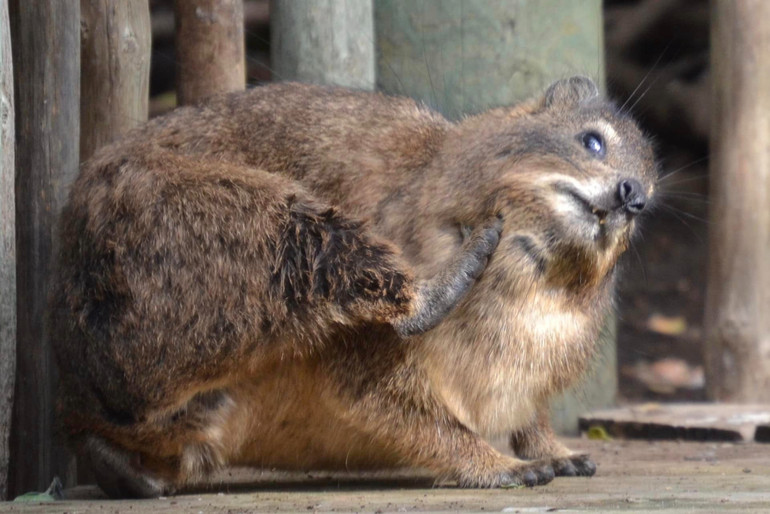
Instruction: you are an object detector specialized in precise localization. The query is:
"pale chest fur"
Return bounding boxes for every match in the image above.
[416,276,605,438]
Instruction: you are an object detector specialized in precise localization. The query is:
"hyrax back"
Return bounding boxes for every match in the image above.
[51,77,655,498]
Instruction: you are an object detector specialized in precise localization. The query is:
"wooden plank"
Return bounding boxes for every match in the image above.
[8,0,80,496]
[705,1,770,401]
[80,0,151,161]
[0,0,14,502]
[174,0,245,105]
[270,0,375,90]
[23,440,770,512]
[580,403,770,442]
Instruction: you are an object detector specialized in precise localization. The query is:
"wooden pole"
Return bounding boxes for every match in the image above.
[270,0,375,90]
[375,0,606,435]
[8,0,80,495]
[77,0,151,484]
[0,0,14,502]
[705,0,770,402]
[174,0,245,106]
[80,0,152,161]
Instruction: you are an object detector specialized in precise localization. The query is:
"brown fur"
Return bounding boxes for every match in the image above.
[51,77,656,498]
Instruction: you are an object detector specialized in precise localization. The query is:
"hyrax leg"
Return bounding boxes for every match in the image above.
[71,389,241,499]
[509,406,596,477]
[364,396,555,488]
[239,173,501,339]
[393,215,502,336]
[333,342,555,488]
[58,153,501,400]
[422,424,557,488]
[81,435,173,499]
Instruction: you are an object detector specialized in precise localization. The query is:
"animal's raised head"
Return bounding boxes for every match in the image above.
[434,76,657,294]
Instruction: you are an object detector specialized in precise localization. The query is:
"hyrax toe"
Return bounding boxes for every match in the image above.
[463,214,503,279]
[458,459,555,488]
[499,461,555,488]
[552,454,596,477]
[552,457,578,476]
[393,214,503,337]
[570,454,597,476]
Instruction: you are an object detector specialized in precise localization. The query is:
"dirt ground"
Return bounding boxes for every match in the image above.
[4,438,769,513]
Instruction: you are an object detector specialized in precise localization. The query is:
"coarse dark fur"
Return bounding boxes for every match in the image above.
[50,76,656,498]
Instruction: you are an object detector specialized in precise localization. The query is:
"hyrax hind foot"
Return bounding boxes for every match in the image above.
[394,215,502,337]
[82,436,172,499]
[509,407,597,478]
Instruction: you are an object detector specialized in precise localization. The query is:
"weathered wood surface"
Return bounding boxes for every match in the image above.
[580,403,770,442]
[0,0,14,502]
[80,0,151,161]
[8,0,80,497]
[4,439,770,512]
[705,0,770,401]
[174,0,245,105]
[270,0,375,90]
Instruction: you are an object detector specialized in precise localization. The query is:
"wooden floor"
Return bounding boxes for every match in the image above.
[3,438,770,513]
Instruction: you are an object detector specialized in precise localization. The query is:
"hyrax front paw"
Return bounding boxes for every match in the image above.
[458,459,555,488]
[393,215,502,337]
[459,214,504,280]
[551,454,596,477]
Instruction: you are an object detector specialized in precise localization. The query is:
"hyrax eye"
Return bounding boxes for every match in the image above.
[580,131,605,157]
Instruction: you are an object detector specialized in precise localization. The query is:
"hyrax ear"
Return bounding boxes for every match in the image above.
[543,76,599,110]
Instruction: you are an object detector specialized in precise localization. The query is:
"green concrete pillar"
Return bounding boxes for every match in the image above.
[375,0,610,433]
[375,0,604,118]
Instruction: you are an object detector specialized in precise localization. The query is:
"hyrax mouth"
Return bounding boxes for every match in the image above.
[551,178,648,247]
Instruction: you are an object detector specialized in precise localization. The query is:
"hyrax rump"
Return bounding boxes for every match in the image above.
[51,76,656,498]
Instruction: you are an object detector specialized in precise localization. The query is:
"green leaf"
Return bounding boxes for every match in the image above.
[12,492,57,503]
[13,477,64,502]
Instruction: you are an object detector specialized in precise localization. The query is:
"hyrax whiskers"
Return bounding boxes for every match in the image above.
[51,76,656,498]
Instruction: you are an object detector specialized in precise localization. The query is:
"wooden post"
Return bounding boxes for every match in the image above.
[80,0,152,161]
[8,0,80,495]
[705,0,770,402]
[375,0,607,434]
[270,0,375,90]
[0,0,14,502]
[77,0,151,484]
[174,0,245,106]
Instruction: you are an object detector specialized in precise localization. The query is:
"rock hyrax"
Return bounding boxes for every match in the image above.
[51,76,656,498]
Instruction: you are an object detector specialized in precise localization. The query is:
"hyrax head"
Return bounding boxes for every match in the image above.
[443,76,657,290]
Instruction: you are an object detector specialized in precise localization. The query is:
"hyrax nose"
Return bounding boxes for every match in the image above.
[617,179,647,215]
